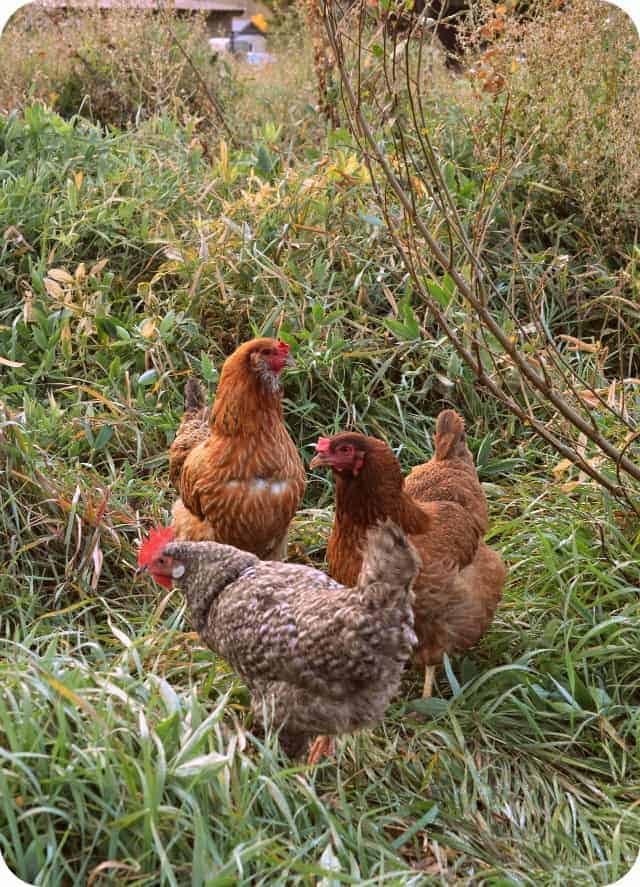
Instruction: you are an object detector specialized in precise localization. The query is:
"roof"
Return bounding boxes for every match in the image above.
[38,0,245,12]
[232,13,267,33]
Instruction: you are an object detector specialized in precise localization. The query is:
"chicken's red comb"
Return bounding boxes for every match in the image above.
[315,436,331,454]
[276,340,290,352]
[138,524,175,567]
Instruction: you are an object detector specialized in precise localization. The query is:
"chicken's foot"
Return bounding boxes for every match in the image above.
[307,734,335,765]
[422,665,437,698]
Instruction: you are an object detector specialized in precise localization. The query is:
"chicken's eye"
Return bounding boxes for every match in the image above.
[261,348,274,356]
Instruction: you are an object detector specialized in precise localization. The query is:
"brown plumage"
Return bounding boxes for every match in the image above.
[404,409,488,536]
[139,521,420,758]
[311,410,506,696]
[168,378,210,489]
[168,338,306,560]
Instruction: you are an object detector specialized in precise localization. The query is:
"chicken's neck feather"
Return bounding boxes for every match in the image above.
[334,462,430,535]
[167,541,259,632]
[212,362,283,437]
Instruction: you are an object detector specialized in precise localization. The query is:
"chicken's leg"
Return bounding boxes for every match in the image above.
[307,734,334,765]
[267,531,289,562]
[422,665,437,698]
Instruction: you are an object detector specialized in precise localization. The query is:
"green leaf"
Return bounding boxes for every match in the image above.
[426,279,451,307]
[475,434,492,469]
[443,654,461,696]
[400,301,420,339]
[391,803,439,849]
[200,353,216,383]
[159,311,176,335]
[93,424,113,451]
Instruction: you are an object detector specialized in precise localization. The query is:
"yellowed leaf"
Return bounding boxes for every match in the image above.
[74,170,84,190]
[140,318,157,339]
[48,268,75,284]
[91,541,103,591]
[22,289,35,324]
[552,458,572,480]
[560,480,581,494]
[0,356,25,367]
[75,262,86,282]
[90,258,108,276]
[73,385,122,415]
[87,862,139,887]
[44,278,64,300]
[78,317,95,337]
[558,334,600,353]
[36,665,104,724]
[61,321,72,348]
[578,390,600,408]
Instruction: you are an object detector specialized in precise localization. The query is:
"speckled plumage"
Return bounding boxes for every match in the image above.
[167,339,306,560]
[162,521,420,754]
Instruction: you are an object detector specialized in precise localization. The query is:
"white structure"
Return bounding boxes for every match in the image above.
[209,14,269,59]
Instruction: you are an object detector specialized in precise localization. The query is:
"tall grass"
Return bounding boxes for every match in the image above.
[1,1,639,883]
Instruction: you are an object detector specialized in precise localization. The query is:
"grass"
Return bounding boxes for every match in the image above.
[1,3,640,883]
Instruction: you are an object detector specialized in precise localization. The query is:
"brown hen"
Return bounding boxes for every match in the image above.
[311,410,506,698]
[168,338,306,560]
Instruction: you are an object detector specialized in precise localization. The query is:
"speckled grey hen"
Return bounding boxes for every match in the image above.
[139,521,420,759]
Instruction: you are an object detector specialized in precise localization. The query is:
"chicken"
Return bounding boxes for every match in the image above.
[310,410,506,698]
[138,521,420,760]
[404,410,488,536]
[168,338,306,561]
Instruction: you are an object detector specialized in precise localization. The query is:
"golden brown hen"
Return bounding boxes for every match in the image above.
[169,338,306,560]
[311,410,506,698]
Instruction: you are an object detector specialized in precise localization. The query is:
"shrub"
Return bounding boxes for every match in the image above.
[0,4,233,128]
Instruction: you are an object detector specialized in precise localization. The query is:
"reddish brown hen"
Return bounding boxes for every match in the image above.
[311,410,506,698]
[168,338,306,560]
[404,410,488,536]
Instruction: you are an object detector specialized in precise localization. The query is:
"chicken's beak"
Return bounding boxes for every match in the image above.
[135,564,148,577]
[285,352,295,367]
[310,451,331,470]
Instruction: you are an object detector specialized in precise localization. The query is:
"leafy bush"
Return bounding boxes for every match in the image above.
[0,2,321,149]
[463,0,640,247]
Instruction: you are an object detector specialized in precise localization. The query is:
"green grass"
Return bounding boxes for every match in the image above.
[2,466,639,885]
[1,11,640,882]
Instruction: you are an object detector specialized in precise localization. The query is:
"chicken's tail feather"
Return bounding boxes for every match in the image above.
[434,409,471,462]
[358,520,421,604]
[184,377,207,415]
